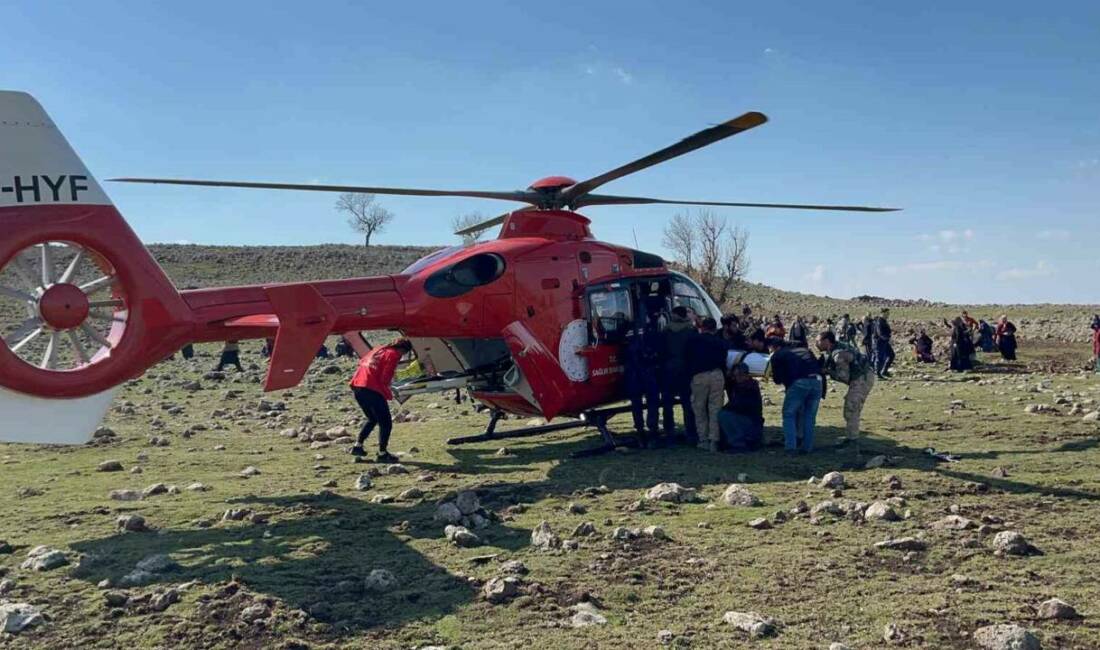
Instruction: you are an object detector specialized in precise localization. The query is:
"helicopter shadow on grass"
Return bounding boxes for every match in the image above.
[68,490,542,633]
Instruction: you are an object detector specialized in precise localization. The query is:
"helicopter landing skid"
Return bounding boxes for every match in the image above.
[445,405,642,458]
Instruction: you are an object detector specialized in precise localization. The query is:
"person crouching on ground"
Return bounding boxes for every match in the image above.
[718,362,763,452]
[349,338,413,463]
[686,317,729,452]
[816,331,875,456]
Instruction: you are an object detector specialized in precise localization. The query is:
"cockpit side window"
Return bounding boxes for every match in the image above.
[588,285,633,344]
[424,253,507,298]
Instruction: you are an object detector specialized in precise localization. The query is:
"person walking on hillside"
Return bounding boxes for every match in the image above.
[686,317,729,452]
[859,314,875,363]
[873,308,895,378]
[977,319,996,353]
[661,306,698,444]
[349,338,413,463]
[995,315,1018,361]
[817,331,875,455]
[215,341,244,372]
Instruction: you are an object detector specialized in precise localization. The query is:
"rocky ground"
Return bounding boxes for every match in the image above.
[1,244,1099,649]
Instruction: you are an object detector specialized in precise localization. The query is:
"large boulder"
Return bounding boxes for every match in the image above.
[645,482,697,503]
[455,491,480,515]
[364,568,398,593]
[819,471,845,489]
[570,602,608,627]
[864,501,899,522]
[1036,598,1077,620]
[444,525,480,547]
[721,484,762,507]
[434,502,463,524]
[973,624,1041,650]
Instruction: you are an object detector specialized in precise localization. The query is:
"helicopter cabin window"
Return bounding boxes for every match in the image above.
[424,253,506,298]
[588,285,633,344]
[671,279,708,320]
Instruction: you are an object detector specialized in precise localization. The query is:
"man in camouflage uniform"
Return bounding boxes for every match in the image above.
[816,330,875,455]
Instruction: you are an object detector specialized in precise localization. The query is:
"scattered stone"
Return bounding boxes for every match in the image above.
[455,491,480,514]
[570,602,608,627]
[932,514,977,530]
[135,554,176,574]
[364,568,398,593]
[748,517,772,530]
[21,546,67,571]
[239,466,261,477]
[93,426,117,440]
[0,602,43,634]
[874,537,927,552]
[1083,411,1100,422]
[992,531,1040,556]
[370,494,394,504]
[609,526,637,541]
[723,611,778,638]
[1036,598,1077,620]
[883,622,905,644]
[103,591,128,608]
[109,489,142,502]
[381,464,409,476]
[0,540,13,554]
[864,501,900,522]
[434,502,463,524]
[973,624,1041,650]
[642,525,668,540]
[567,501,587,515]
[644,482,697,503]
[398,487,424,501]
[864,455,887,469]
[142,483,168,498]
[991,466,1010,479]
[819,472,845,489]
[444,525,480,547]
[482,576,520,604]
[531,521,561,551]
[97,460,124,472]
[222,508,252,522]
[117,514,147,532]
[501,560,528,575]
[149,588,180,612]
[658,629,675,645]
[721,483,762,507]
[830,644,852,650]
[573,521,597,537]
[354,474,372,491]
[240,602,271,623]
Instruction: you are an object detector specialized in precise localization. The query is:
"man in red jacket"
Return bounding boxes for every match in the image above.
[350,339,413,462]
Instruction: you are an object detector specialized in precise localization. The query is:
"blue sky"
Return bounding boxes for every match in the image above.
[3,1,1097,304]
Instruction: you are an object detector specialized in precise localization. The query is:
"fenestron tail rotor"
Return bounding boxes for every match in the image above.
[110,109,899,237]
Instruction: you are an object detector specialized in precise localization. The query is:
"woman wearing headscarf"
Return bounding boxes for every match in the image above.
[995,315,1017,361]
[949,317,974,371]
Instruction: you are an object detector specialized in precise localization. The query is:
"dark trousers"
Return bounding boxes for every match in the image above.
[627,369,660,435]
[215,350,243,372]
[353,387,392,452]
[874,340,895,375]
[661,371,697,442]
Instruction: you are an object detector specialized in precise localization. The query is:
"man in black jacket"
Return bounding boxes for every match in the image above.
[766,338,823,453]
[661,306,698,444]
[718,363,763,452]
[873,308,895,379]
[789,316,809,348]
[686,318,729,451]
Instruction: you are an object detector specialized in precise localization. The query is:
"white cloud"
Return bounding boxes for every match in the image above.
[1036,229,1070,241]
[876,260,993,275]
[612,67,633,84]
[174,239,192,245]
[803,264,826,286]
[917,229,975,254]
[996,260,1054,281]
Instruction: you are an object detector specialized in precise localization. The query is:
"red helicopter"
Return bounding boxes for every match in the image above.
[0,91,895,450]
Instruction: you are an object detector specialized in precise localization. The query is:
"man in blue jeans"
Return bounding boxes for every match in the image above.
[765,337,823,453]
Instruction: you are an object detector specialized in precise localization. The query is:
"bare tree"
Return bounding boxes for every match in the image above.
[450,212,489,245]
[661,209,750,306]
[336,192,393,246]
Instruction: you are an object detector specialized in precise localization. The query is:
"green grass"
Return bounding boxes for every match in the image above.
[3,342,1100,648]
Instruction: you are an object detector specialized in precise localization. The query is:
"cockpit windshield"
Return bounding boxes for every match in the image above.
[402,246,465,275]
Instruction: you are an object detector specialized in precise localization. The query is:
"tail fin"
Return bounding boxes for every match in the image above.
[0,91,193,444]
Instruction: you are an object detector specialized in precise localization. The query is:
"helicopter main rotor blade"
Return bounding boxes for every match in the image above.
[109,178,539,205]
[574,193,899,212]
[559,112,769,207]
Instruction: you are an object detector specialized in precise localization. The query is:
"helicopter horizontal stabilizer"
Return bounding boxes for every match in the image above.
[262,283,338,391]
